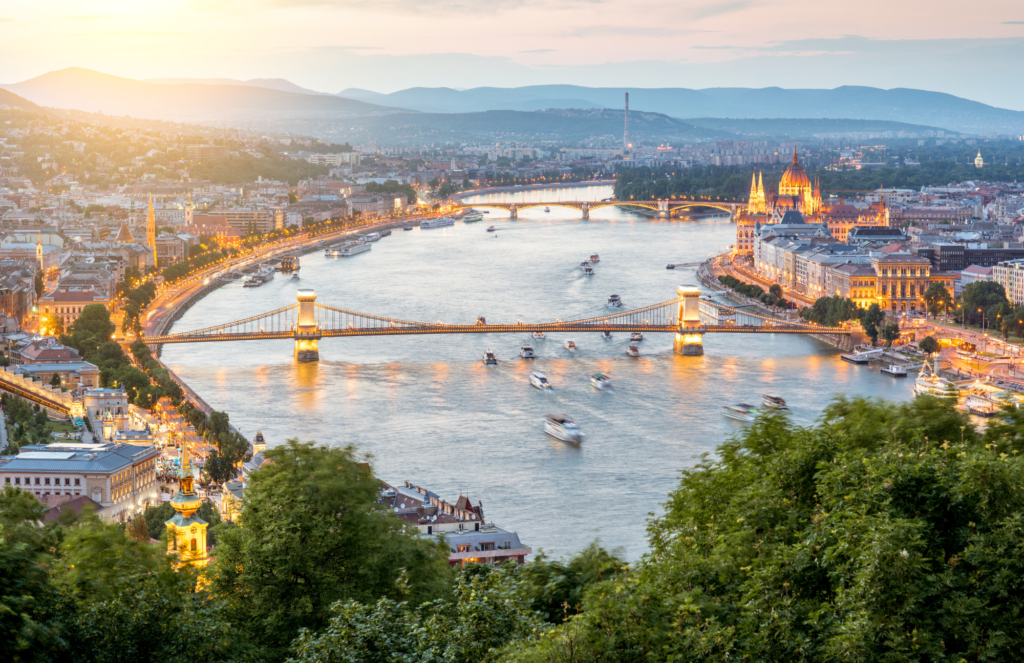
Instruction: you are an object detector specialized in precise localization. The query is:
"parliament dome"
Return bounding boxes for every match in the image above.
[779,147,810,191]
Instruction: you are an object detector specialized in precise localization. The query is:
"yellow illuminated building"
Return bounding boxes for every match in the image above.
[165,441,209,567]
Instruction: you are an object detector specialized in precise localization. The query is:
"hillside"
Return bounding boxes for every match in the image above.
[685,117,946,137]
[0,68,394,121]
[0,88,49,115]
[339,85,1024,134]
[147,77,331,96]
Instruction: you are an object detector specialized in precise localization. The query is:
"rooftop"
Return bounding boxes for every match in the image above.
[0,443,157,473]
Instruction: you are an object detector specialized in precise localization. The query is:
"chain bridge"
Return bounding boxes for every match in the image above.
[143,288,853,362]
[451,199,739,219]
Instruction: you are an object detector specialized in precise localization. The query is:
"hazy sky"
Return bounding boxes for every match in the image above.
[3,1,1024,108]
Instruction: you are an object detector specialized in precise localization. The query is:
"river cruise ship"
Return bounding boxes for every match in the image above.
[326,243,371,257]
[913,362,958,398]
[462,211,484,223]
[420,217,455,229]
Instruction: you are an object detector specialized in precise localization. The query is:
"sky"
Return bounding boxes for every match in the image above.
[2,0,1024,109]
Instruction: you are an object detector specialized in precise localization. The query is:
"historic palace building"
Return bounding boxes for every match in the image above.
[736,148,890,254]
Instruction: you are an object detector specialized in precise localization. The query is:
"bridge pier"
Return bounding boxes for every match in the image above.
[658,200,670,218]
[509,204,518,219]
[673,285,704,356]
[294,290,322,362]
[581,202,590,219]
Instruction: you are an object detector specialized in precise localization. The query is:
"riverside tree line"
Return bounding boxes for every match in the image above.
[10,393,1024,661]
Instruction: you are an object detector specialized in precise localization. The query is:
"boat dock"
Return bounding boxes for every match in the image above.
[841,348,884,364]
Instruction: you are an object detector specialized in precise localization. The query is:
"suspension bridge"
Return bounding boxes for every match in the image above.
[452,199,739,219]
[142,287,856,362]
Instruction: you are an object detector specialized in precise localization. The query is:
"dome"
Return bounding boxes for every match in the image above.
[779,147,810,190]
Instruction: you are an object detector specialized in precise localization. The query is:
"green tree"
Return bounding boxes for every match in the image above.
[768,283,783,299]
[880,321,901,347]
[50,372,61,388]
[959,280,1008,325]
[918,335,939,354]
[861,302,885,344]
[923,281,952,317]
[126,514,150,542]
[209,440,450,656]
[34,272,44,297]
[518,543,628,623]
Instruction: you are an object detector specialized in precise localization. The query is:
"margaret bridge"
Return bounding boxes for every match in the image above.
[141,287,855,363]
[451,199,740,219]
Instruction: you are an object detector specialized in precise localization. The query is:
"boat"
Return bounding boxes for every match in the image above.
[563,340,577,351]
[581,260,590,268]
[762,395,787,409]
[420,217,455,229]
[462,211,484,223]
[403,226,414,231]
[723,403,758,422]
[380,229,392,237]
[532,331,546,340]
[326,243,371,257]
[544,206,551,213]
[482,210,490,213]
[242,278,262,288]
[483,350,498,365]
[360,232,382,242]
[631,332,644,342]
[486,226,497,232]
[602,331,612,340]
[589,254,600,263]
[291,273,300,280]
[529,372,552,390]
[607,294,622,308]
[666,264,676,270]
[520,345,536,358]
[881,364,908,377]
[590,373,612,390]
[913,362,958,398]
[583,266,594,276]
[544,413,583,445]
[625,345,640,357]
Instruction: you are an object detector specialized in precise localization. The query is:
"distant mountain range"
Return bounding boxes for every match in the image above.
[0,88,48,115]
[338,85,1024,134]
[0,68,391,122]
[3,68,1023,136]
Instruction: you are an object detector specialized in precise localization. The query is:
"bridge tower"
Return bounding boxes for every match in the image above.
[673,285,704,356]
[294,289,322,362]
[658,200,670,218]
[509,204,518,219]
[581,202,590,219]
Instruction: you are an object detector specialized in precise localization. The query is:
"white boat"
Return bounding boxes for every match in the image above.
[590,373,612,390]
[881,364,908,377]
[486,226,497,232]
[520,345,535,358]
[242,278,262,288]
[529,372,552,390]
[607,294,622,308]
[544,206,551,213]
[544,413,582,444]
[563,340,577,351]
[420,217,455,229]
[581,260,590,269]
[625,345,640,357]
[532,331,546,340]
[723,403,758,422]
[462,211,484,223]
[326,243,371,257]
[602,331,612,340]
[914,362,958,398]
[762,395,787,409]
[483,350,498,365]
[631,332,644,342]
[590,254,600,263]
[360,232,382,242]
[583,266,594,276]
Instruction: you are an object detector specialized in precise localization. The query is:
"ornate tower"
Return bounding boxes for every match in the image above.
[146,194,158,268]
[35,230,43,275]
[165,442,209,567]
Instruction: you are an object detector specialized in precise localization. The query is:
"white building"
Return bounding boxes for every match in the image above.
[993,259,1024,305]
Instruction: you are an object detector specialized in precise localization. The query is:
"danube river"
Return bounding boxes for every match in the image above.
[163,185,912,560]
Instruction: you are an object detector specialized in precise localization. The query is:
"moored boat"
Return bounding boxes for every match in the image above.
[914,361,958,398]
[403,226,414,231]
[762,394,787,409]
[420,217,455,229]
[590,373,612,390]
[462,211,484,223]
[881,364,908,377]
[723,403,758,422]
[544,413,582,444]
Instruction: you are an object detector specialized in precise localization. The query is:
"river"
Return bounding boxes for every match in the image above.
[162,184,913,560]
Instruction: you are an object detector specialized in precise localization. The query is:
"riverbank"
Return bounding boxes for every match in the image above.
[452,179,615,202]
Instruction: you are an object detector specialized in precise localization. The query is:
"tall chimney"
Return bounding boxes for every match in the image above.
[623,92,630,156]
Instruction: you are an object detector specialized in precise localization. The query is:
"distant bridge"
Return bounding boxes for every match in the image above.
[144,288,853,361]
[452,199,739,219]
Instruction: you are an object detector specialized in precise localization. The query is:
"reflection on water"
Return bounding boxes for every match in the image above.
[163,189,912,559]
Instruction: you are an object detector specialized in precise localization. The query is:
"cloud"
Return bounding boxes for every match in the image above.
[1004,21,1024,25]
[690,1,751,20]
[567,26,703,38]
[64,15,110,21]
[519,49,555,54]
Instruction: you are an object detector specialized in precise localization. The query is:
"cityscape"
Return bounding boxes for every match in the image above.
[4,3,1024,662]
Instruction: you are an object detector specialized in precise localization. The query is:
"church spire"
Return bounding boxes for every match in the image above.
[792,145,799,166]
[165,440,209,567]
[146,193,157,269]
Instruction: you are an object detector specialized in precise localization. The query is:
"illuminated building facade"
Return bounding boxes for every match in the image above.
[165,442,209,567]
